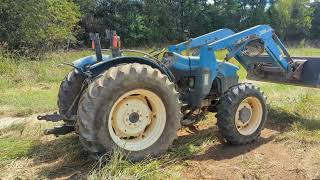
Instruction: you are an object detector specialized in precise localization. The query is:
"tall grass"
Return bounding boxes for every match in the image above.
[0,49,93,116]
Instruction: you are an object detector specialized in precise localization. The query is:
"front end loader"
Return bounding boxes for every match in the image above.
[38,25,320,161]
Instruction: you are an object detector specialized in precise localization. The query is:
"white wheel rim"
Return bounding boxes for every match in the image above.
[108,89,166,151]
[235,96,263,135]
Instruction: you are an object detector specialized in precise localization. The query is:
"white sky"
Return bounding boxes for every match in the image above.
[207,0,214,4]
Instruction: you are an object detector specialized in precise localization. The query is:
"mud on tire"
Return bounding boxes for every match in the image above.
[77,63,182,161]
[216,83,267,144]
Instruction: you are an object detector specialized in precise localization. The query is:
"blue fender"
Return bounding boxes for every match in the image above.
[71,55,174,81]
[72,54,111,71]
[217,61,239,78]
[88,56,175,82]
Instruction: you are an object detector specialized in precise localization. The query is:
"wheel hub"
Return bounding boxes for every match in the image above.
[129,112,140,123]
[112,97,151,138]
[239,106,252,123]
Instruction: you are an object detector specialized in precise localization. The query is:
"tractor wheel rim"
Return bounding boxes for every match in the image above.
[108,89,166,151]
[235,96,263,135]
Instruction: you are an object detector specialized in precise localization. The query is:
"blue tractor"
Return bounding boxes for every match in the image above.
[38,25,320,161]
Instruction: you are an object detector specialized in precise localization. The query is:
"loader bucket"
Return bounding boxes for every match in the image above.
[246,56,320,88]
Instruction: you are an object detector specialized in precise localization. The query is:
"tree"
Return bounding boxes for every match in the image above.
[268,0,313,40]
[0,0,81,55]
[238,0,269,29]
[310,1,320,39]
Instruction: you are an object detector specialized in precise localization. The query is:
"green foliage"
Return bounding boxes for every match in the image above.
[0,0,81,55]
[0,0,319,52]
[268,0,313,40]
[79,0,318,47]
[0,137,36,161]
[311,1,320,39]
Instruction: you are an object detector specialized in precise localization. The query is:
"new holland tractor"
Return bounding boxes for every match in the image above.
[38,25,320,161]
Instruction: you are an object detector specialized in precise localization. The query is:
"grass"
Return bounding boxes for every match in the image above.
[0,47,319,178]
[88,150,181,180]
[0,50,93,116]
[0,137,36,161]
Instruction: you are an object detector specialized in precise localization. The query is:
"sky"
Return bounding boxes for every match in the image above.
[207,0,214,4]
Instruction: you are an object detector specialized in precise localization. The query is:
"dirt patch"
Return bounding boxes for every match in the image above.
[181,127,320,179]
[0,116,28,129]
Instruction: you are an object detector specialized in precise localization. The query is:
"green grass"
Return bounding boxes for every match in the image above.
[288,47,320,56]
[0,47,319,117]
[0,137,36,161]
[261,84,320,143]
[0,50,93,116]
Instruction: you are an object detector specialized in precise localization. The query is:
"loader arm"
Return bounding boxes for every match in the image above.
[197,25,319,88]
[200,25,292,73]
[168,28,235,54]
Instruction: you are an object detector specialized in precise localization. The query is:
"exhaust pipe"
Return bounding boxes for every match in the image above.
[93,33,103,62]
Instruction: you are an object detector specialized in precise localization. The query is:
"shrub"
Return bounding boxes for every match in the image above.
[0,0,81,56]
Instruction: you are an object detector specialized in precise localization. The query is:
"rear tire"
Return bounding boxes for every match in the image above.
[57,69,85,116]
[77,63,182,161]
[216,83,267,144]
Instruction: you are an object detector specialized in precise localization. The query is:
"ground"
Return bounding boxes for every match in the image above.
[1,110,320,179]
[180,122,320,179]
[0,48,319,179]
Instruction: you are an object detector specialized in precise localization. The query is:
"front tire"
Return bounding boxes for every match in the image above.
[77,63,182,161]
[216,83,267,144]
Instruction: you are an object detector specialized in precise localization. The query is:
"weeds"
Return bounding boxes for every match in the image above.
[0,49,93,116]
[0,137,36,161]
[89,149,181,180]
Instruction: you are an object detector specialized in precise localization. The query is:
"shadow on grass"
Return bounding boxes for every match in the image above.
[28,135,93,179]
[266,107,320,132]
[171,125,275,162]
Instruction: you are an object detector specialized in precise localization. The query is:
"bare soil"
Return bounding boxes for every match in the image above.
[179,123,320,180]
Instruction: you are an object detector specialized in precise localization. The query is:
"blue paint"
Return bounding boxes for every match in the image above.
[217,61,239,77]
[72,54,111,71]
[168,24,293,83]
[168,28,235,53]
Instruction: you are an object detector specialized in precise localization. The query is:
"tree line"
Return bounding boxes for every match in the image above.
[0,0,319,55]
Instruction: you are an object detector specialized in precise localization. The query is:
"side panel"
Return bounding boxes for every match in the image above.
[216,62,239,94]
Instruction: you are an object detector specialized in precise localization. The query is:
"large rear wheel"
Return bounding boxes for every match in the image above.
[77,63,182,161]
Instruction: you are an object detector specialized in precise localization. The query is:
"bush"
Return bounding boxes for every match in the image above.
[0,0,81,56]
